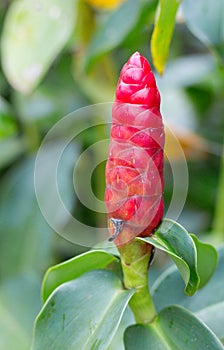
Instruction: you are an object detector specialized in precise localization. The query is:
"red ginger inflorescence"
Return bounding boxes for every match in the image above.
[105,52,164,246]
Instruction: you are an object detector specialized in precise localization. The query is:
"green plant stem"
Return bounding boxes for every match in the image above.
[118,240,157,324]
[212,140,224,239]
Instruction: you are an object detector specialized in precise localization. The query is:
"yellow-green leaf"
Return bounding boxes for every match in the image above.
[151,0,180,75]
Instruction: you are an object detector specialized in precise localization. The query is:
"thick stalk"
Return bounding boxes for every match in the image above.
[118,240,157,324]
[212,140,224,239]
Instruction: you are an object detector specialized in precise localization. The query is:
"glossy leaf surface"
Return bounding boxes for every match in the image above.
[138,219,200,295]
[42,250,118,302]
[151,246,224,341]
[32,270,134,350]
[124,305,224,350]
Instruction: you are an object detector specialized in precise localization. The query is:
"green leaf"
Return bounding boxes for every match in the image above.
[151,246,224,342]
[32,270,134,350]
[107,307,134,350]
[85,0,148,69]
[190,234,218,288]
[0,273,41,350]
[42,250,118,302]
[151,0,180,74]
[1,0,77,94]
[138,219,200,296]
[182,0,224,58]
[0,96,17,138]
[124,305,224,350]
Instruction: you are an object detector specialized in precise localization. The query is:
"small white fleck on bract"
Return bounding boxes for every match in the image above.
[49,6,61,19]
[22,63,42,83]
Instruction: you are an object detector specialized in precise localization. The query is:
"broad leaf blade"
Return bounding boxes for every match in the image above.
[151,0,180,74]
[1,0,76,94]
[151,246,224,341]
[42,250,118,302]
[190,234,218,288]
[124,305,224,350]
[138,219,199,295]
[32,270,134,350]
[107,307,134,350]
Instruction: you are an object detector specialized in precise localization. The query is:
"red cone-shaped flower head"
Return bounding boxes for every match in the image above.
[105,52,164,246]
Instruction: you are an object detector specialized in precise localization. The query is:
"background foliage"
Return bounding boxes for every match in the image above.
[0,0,224,349]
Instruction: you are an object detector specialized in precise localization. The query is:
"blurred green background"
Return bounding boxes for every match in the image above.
[0,0,223,349]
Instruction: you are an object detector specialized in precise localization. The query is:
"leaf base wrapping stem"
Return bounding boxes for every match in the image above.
[118,240,157,324]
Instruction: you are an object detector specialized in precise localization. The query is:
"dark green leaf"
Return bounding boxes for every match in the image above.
[1,0,77,93]
[151,246,224,341]
[138,219,200,296]
[85,0,148,69]
[151,0,180,74]
[32,270,134,350]
[42,250,118,302]
[182,0,224,57]
[124,305,224,350]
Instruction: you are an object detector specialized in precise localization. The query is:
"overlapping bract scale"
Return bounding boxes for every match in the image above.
[105,52,164,245]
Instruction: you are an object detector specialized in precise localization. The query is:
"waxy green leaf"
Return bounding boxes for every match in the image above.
[42,250,118,302]
[32,270,134,350]
[124,305,224,350]
[190,234,218,288]
[142,220,217,293]
[107,307,134,350]
[151,246,224,342]
[138,219,200,296]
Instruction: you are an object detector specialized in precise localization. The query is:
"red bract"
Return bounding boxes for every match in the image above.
[105,52,164,246]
